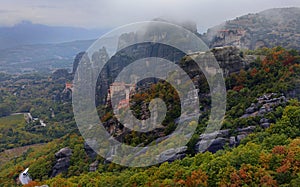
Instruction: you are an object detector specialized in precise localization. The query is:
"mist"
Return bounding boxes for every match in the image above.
[1,0,300,33]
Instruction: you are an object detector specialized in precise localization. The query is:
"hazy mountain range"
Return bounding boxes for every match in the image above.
[0,21,107,50]
[0,7,300,74]
[0,40,94,74]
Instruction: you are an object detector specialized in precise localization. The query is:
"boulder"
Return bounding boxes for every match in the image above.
[206,138,227,153]
[260,118,269,124]
[195,137,227,153]
[51,147,72,177]
[229,136,236,147]
[199,132,219,140]
[84,140,98,160]
[55,147,72,158]
[258,106,267,115]
[260,123,271,128]
[156,146,187,162]
[246,106,256,114]
[237,134,247,143]
[237,126,256,134]
[199,129,230,140]
[175,146,188,153]
[89,160,99,172]
[240,113,251,118]
[242,93,287,118]
[167,153,186,162]
[219,129,230,137]
[51,157,71,177]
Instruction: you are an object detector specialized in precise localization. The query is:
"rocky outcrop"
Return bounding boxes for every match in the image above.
[183,46,253,78]
[156,146,187,163]
[52,69,70,80]
[260,118,271,129]
[84,140,98,160]
[241,93,287,118]
[194,126,257,154]
[210,46,249,76]
[287,83,300,100]
[89,160,99,172]
[229,94,287,146]
[90,44,256,155]
[84,140,101,172]
[72,52,86,74]
[95,42,185,105]
[195,137,227,153]
[202,7,300,50]
[195,130,230,153]
[194,93,287,154]
[51,147,72,177]
[78,23,260,158]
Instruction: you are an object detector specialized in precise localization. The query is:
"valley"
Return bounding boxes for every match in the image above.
[0,6,300,187]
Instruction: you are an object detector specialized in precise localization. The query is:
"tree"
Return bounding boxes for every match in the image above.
[185,169,208,187]
[0,104,11,117]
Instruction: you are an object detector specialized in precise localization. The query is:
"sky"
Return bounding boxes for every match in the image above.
[1,0,300,33]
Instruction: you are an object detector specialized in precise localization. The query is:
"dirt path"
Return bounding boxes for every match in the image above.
[0,143,44,167]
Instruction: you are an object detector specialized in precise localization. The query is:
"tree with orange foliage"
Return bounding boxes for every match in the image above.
[23,181,41,187]
[184,169,208,187]
[228,164,277,187]
[250,68,258,77]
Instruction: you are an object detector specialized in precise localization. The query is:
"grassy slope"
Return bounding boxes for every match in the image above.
[0,114,44,151]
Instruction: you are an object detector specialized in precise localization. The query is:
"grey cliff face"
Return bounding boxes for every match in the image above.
[51,147,72,177]
[202,8,300,50]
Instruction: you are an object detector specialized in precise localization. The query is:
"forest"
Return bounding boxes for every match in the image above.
[0,46,299,186]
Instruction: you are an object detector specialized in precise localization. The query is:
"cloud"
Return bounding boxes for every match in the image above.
[0,9,17,14]
[0,0,300,32]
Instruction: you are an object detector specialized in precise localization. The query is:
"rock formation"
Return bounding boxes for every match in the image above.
[84,140,98,160]
[184,46,254,77]
[202,7,300,50]
[51,147,72,177]
[72,18,292,162]
[194,93,288,154]
[156,146,187,163]
[89,160,99,172]
[52,69,70,80]
[72,52,86,74]
[241,93,287,118]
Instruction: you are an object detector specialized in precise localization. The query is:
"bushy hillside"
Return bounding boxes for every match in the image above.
[0,73,77,151]
[0,46,299,186]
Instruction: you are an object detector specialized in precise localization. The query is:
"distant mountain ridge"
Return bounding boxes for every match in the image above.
[0,40,95,74]
[1,7,300,74]
[0,20,107,50]
[202,7,300,50]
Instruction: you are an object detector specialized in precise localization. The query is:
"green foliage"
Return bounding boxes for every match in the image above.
[0,115,47,151]
[269,104,300,138]
[0,74,77,150]
[0,103,11,117]
[1,47,300,186]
